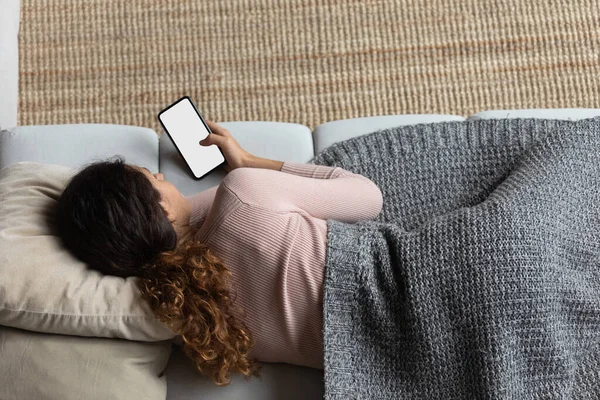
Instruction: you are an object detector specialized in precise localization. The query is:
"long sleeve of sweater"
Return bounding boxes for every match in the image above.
[185,161,383,227]
[223,161,384,223]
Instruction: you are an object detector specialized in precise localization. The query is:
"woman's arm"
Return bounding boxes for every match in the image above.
[198,120,382,222]
[243,155,284,171]
[222,161,384,223]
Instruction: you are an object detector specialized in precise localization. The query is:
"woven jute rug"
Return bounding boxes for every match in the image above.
[18,0,600,134]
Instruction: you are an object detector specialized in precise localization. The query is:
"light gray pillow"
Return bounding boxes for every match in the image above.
[0,324,172,400]
[0,161,176,340]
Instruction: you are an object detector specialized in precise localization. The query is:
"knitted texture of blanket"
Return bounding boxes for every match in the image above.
[308,117,600,399]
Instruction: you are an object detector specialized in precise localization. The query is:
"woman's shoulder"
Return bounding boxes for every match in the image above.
[217,167,305,215]
[220,167,279,202]
[222,167,277,185]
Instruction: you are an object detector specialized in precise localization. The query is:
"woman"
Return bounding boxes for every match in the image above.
[55,119,384,386]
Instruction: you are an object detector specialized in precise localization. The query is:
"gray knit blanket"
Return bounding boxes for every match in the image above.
[308,117,600,399]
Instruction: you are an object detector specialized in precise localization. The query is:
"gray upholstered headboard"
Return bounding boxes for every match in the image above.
[0,0,20,130]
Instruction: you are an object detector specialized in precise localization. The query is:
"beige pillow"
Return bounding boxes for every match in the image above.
[0,324,172,400]
[0,161,176,340]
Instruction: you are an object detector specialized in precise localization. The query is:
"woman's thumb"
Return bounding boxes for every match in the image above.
[199,134,214,146]
[200,132,226,147]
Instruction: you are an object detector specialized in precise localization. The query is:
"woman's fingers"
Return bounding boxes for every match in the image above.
[205,119,231,137]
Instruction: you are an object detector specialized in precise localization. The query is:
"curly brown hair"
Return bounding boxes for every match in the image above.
[55,156,262,386]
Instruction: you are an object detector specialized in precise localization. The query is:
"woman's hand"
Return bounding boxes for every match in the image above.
[199,120,254,173]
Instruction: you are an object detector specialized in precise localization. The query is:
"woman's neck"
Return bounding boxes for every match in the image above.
[177,226,199,247]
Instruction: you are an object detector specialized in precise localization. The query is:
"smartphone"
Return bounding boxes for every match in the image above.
[158,96,225,179]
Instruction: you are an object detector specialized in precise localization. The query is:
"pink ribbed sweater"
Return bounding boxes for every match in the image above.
[184,162,383,370]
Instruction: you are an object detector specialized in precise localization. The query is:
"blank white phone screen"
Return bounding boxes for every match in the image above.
[159,97,225,178]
